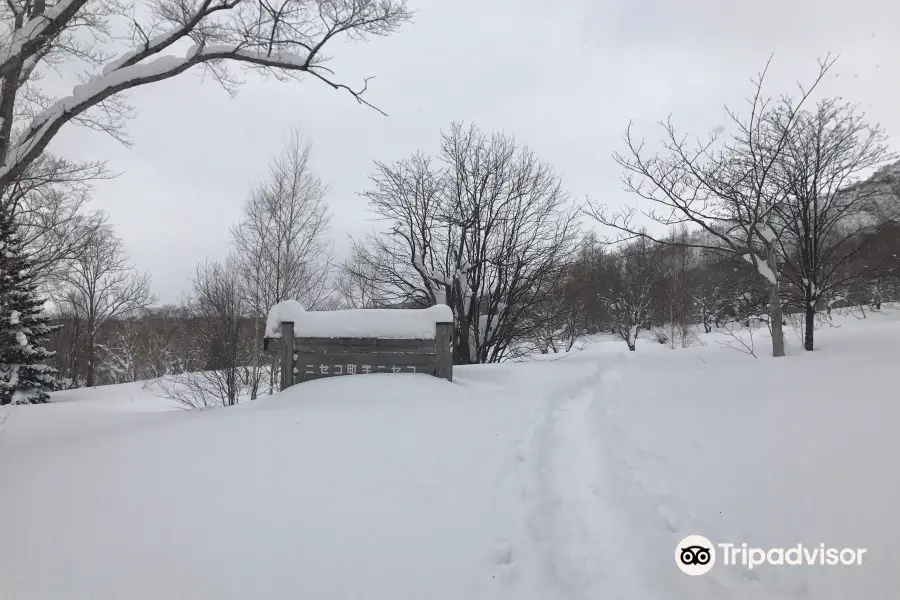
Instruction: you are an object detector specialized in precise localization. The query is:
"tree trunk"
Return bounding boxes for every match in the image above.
[765,245,785,358]
[86,326,96,387]
[269,357,277,395]
[67,318,82,387]
[454,323,472,365]
[249,317,261,400]
[804,304,815,351]
[67,345,78,388]
[767,286,785,357]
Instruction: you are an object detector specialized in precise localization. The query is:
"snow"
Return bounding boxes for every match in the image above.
[265,301,454,339]
[101,31,186,75]
[413,254,451,286]
[1,309,899,599]
[0,0,81,66]
[264,299,306,334]
[742,252,778,285]
[185,44,312,68]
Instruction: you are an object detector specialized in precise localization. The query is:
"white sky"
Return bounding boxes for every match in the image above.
[47,0,900,304]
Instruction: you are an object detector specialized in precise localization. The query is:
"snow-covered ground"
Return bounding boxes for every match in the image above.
[1,309,897,599]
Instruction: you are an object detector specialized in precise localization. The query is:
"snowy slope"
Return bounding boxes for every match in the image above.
[1,310,898,599]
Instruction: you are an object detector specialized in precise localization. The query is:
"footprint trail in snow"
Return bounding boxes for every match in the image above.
[510,361,658,599]
[506,358,817,600]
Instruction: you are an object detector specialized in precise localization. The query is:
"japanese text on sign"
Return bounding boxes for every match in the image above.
[302,364,418,376]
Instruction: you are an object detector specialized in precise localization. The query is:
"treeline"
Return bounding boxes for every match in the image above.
[541,217,900,355]
[55,203,899,393]
[6,57,900,407]
[46,119,900,398]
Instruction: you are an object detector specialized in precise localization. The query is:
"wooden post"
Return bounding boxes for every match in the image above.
[280,321,295,391]
[435,321,453,382]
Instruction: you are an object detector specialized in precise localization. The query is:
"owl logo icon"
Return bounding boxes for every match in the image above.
[675,535,716,575]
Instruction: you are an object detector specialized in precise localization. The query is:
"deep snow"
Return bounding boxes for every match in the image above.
[264,301,453,339]
[1,309,898,599]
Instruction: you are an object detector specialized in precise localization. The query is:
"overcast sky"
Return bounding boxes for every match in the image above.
[47,0,900,304]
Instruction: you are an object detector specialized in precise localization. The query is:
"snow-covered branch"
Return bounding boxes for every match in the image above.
[0,0,88,78]
[0,0,411,189]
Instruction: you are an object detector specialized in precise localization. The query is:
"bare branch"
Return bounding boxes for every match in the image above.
[0,0,412,190]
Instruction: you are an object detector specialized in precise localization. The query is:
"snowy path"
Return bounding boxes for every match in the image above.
[510,355,816,600]
[509,358,653,600]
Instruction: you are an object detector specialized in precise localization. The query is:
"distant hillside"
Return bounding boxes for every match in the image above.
[848,159,900,223]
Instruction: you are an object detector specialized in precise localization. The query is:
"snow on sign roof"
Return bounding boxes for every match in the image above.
[265,301,454,340]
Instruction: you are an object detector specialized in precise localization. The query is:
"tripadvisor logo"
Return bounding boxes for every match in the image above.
[675,535,867,575]
[676,535,715,576]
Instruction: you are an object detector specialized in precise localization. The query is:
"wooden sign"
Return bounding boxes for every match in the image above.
[264,320,453,390]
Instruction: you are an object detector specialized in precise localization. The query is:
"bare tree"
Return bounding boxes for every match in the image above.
[54,224,155,386]
[523,234,621,354]
[717,319,760,358]
[355,122,580,364]
[567,232,610,335]
[46,293,85,387]
[161,259,252,408]
[95,322,142,384]
[771,99,893,350]
[1,154,109,287]
[522,278,584,355]
[588,57,836,357]
[348,151,443,309]
[0,0,412,198]
[335,246,386,309]
[602,237,662,351]
[232,128,333,313]
[93,305,201,385]
[656,226,696,348]
[687,248,750,333]
[231,128,333,394]
[141,304,201,379]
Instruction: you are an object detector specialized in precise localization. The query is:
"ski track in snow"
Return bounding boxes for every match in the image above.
[508,356,812,600]
[507,358,656,599]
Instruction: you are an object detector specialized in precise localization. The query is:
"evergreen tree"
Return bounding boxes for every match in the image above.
[0,206,59,405]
